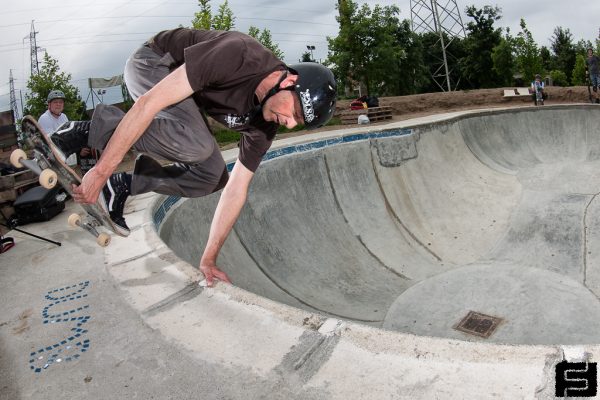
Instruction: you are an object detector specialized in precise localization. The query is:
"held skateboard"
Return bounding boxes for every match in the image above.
[10,116,127,247]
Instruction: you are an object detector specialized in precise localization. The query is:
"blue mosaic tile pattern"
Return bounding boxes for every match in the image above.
[29,281,92,373]
[153,128,412,227]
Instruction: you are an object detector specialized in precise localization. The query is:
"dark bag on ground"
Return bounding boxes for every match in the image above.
[13,186,65,225]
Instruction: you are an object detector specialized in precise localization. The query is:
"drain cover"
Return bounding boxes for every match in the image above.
[454,311,503,338]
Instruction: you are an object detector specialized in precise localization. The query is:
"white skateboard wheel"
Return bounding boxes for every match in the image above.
[96,233,111,247]
[39,169,58,189]
[68,213,81,228]
[10,149,27,168]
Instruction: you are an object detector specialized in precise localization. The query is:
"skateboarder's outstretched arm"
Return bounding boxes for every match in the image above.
[72,64,195,204]
[198,160,255,286]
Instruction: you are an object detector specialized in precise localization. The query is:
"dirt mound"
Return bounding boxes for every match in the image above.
[335,86,591,120]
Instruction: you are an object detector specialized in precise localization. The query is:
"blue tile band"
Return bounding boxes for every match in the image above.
[152,128,412,227]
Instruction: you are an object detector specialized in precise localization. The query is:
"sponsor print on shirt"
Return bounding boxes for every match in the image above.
[225,113,250,129]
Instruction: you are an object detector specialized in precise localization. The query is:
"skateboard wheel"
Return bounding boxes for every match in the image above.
[97,233,111,247]
[68,213,81,228]
[39,169,58,189]
[10,149,27,168]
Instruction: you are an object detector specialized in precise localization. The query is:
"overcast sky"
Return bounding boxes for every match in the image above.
[1,0,599,113]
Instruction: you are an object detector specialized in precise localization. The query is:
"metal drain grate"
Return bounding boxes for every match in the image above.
[453,311,503,338]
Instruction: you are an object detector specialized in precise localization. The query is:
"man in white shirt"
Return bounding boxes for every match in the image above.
[38,90,77,165]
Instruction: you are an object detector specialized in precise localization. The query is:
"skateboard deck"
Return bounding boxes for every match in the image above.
[11,116,128,246]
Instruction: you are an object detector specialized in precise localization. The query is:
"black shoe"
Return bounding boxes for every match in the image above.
[596,98,600,104]
[51,121,91,158]
[101,172,132,236]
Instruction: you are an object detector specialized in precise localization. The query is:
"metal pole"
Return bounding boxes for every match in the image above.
[431,0,452,92]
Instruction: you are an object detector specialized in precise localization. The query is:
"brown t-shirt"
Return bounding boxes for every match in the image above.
[148,28,286,172]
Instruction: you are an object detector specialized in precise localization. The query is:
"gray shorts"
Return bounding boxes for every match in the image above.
[88,45,228,197]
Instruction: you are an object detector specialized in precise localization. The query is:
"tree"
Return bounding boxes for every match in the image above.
[394,20,430,94]
[248,26,284,60]
[550,27,576,85]
[191,0,235,31]
[327,0,410,96]
[460,5,503,88]
[549,70,568,86]
[513,19,543,83]
[300,51,313,62]
[212,0,235,31]
[191,0,212,30]
[492,32,515,87]
[24,52,82,120]
[572,54,587,86]
[540,46,553,72]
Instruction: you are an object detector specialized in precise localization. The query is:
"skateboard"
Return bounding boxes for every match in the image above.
[533,85,544,106]
[10,116,127,247]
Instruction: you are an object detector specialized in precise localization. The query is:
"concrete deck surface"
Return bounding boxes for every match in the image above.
[2,105,600,399]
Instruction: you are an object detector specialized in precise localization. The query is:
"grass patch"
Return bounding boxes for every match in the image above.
[213,116,343,146]
[213,126,240,147]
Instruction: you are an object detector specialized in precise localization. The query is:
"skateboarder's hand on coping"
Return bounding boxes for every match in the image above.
[72,167,106,204]
[199,260,232,287]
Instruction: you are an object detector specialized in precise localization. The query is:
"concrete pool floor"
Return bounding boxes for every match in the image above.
[2,105,599,399]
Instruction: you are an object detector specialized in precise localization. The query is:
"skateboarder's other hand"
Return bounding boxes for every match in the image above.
[199,261,232,287]
[72,167,106,204]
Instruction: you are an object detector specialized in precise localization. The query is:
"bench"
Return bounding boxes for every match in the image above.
[340,106,393,125]
[503,87,531,97]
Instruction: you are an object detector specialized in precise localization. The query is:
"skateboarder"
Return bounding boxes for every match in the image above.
[586,47,600,104]
[49,28,337,286]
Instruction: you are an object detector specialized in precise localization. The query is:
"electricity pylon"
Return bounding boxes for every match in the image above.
[410,0,466,91]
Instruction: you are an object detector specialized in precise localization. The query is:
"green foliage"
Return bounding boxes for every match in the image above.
[572,54,588,86]
[191,0,212,30]
[549,70,568,86]
[212,0,235,31]
[492,34,515,86]
[327,0,419,96]
[247,26,284,60]
[191,0,235,31]
[24,52,83,120]
[300,51,313,62]
[514,19,543,83]
[420,31,466,92]
[540,46,553,72]
[460,5,503,88]
[550,27,576,85]
[212,125,239,146]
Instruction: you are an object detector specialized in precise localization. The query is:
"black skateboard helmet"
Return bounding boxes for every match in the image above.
[288,63,337,129]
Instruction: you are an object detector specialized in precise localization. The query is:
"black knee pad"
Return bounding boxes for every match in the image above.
[594,86,598,93]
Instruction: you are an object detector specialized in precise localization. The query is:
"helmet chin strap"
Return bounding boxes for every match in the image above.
[251,70,295,120]
[259,71,296,108]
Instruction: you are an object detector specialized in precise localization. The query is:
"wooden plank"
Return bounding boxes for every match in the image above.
[0,190,16,202]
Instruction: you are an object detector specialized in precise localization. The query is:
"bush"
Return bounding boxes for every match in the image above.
[550,70,569,86]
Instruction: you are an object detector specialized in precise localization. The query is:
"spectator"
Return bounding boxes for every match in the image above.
[38,90,77,166]
[586,48,600,104]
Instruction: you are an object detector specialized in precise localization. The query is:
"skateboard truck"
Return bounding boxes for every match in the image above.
[10,148,59,189]
[10,147,111,247]
[68,214,111,247]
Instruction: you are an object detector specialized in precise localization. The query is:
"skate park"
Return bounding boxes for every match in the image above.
[2,104,600,398]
